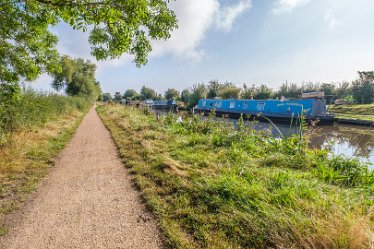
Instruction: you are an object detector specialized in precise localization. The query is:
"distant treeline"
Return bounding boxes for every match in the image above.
[103,71,374,108]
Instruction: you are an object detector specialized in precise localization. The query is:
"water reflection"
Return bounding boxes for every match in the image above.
[251,122,374,169]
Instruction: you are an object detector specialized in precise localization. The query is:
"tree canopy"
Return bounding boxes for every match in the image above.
[51,56,101,98]
[123,89,139,100]
[140,85,158,100]
[0,0,177,84]
[164,88,180,100]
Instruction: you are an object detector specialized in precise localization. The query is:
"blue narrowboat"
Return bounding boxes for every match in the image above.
[195,94,334,125]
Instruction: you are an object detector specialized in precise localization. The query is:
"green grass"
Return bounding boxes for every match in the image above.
[97,105,373,249]
[331,104,374,121]
[0,91,92,235]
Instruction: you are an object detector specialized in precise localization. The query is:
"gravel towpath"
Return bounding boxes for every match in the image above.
[0,107,163,249]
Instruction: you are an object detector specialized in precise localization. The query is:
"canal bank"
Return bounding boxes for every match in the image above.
[97,105,373,249]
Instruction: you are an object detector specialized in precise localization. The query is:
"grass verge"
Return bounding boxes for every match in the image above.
[331,104,374,121]
[0,97,91,235]
[98,105,373,249]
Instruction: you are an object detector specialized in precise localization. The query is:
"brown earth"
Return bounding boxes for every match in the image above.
[0,107,163,249]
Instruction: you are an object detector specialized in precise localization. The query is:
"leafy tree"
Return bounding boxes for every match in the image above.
[319,83,336,97]
[276,83,301,99]
[351,71,374,104]
[335,82,351,100]
[189,83,207,108]
[241,84,257,99]
[207,80,221,99]
[219,86,241,99]
[51,56,101,98]
[181,89,191,103]
[114,92,122,102]
[140,86,158,100]
[254,84,273,100]
[123,89,139,100]
[164,88,180,100]
[0,0,177,85]
[101,93,112,102]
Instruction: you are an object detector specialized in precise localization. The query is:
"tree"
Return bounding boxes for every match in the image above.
[207,80,220,99]
[254,84,273,100]
[164,88,180,100]
[241,84,256,99]
[140,86,158,100]
[219,82,241,99]
[0,0,177,85]
[276,83,301,99]
[189,83,207,108]
[51,56,101,99]
[319,83,336,97]
[123,89,139,100]
[351,71,374,104]
[181,89,192,103]
[114,92,122,102]
[101,93,112,102]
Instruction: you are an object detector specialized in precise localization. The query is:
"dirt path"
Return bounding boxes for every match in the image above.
[0,108,163,249]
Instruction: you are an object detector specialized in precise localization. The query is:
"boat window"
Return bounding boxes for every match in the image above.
[210,102,213,107]
[244,102,248,109]
[230,101,235,108]
[202,101,206,107]
[217,101,222,108]
[257,102,265,111]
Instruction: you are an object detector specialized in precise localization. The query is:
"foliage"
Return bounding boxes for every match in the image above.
[219,82,241,99]
[123,89,139,100]
[101,93,112,102]
[51,56,101,99]
[164,88,180,100]
[189,83,207,108]
[241,83,257,99]
[254,84,273,99]
[351,71,374,104]
[114,92,122,102]
[98,105,373,249]
[207,80,220,98]
[0,0,177,85]
[181,89,192,103]
[140,85,158,100]
[0,87,92,145]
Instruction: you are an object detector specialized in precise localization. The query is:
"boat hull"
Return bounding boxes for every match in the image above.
[195,108,335,125]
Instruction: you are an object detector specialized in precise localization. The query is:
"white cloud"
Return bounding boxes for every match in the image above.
[272,0,311,14]
[151,0,252,62]
[216,0,252,32]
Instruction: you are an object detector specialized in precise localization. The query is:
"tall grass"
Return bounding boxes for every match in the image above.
[0,88,92,145]
[98,105,373,249]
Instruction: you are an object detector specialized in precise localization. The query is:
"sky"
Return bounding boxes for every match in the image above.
[31,0,374,95]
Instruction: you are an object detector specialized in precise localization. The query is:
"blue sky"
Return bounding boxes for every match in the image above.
[32,0,374,95]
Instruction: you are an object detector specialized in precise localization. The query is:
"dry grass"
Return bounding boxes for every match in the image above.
[0,110,87,235]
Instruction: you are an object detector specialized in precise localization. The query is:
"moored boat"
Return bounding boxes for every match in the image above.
[195,92,335,125]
